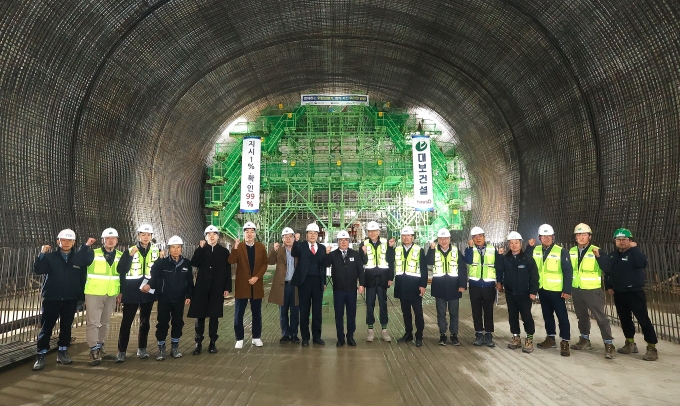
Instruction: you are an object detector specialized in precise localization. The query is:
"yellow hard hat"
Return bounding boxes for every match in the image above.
[574,223,592,234]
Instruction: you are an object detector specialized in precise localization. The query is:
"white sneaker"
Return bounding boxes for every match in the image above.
[252,338,263,347]
[382,329,392,342]
[366,329,375,342]
[235,340,243,349]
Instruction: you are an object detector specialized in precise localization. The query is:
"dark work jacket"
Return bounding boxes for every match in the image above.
[188,243,232,318]
[606,246,648,292]
[388,246,428,301]
[497,250,539,295]
[119,245,156,304]
[323,248,365,291]
[149,256,194,303]
[358,239,394,288]
[426,245,468,300]
[290,241,327,291]
[34,245,94,301]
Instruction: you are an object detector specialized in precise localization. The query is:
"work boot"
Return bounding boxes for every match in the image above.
[32,354,47,371]
[397,333,413,343]
[156,345,166,361]
[171,343,182,358]
[537,336,556,349]
[57,350,72,364]
[571,337,592,350]
[508,335,522,349]
[473,332,484,346]
[89,348,101,366]
[643,345,658,361]
[617,341,638,354]
[450,334,461,346]
[114,351,126,363]
[366,329,375,342]
[522,337,534,353]
[560,340,570,356]
[484,333,496,348]
[209,340,218,353]
[137,348,149,359]
[192,343,202,355]
[381,329,391,342]
[438,334,447,346]
[604,343,615,359]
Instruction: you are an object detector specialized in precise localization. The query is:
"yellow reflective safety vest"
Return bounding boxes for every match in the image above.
[569,245,602,289]
[533,245,564,292]
[394,245,422,277]
[469,244,496,282]
[85,248,122,296]
[128,245,160,280]
[433,248,458,277]
[364,238,389,269]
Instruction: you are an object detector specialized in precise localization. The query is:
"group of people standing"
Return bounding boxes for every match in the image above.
[30,219,659,371]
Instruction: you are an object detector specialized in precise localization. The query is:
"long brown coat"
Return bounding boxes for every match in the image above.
[267,246,298,306]
[228,241,268,299]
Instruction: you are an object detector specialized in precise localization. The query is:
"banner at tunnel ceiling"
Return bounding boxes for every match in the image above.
[240,136,261,213]
[301,94,369,106]
[412,134,434,212]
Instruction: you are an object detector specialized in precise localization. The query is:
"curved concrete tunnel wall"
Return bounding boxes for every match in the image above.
[1,0,678,255]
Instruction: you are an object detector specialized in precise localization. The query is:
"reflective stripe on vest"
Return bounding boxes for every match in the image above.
[364,238,389,269]
[85,248,122,296]
[128,246,159,278]
[533,245,563,292]
[569,245,602,289]
[433,248,458,277]
[469,244,496,282]
[395,245,421,277]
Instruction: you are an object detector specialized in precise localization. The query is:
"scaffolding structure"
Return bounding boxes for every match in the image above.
[205,102,468,245]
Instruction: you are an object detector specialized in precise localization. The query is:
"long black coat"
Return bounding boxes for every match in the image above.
[187,243,232,318]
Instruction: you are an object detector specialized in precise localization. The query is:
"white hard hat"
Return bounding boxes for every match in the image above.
[101,228,119,238]
[470,226,485,236]
[337,230,350,239]
[137,224,154,234]
[437,228,451,238]
[306,223,320,232]
[400,226,415,235]
[57,229,76,240]
[506,231,523,241]
[204,225,219,235]
[281,227,295,236]
[538,224,555,236]
[243,221,257,230]
[167,235,183,246]
[574,223,592,234]
[366,221,380,231]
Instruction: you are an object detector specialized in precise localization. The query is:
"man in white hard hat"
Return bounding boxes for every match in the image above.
[116,224,163,362]
[143,235,193,360]
[291,222,328,346]
[358,220,395,343]
[229,221,268,349]
[32,229,95,371]
[426,228,467,346]
[268,227,300,344]
[464,226,503,347]
[85,228,131,366]
[188,225,232,355]
[568,223,615,359]
[391,226,428,347]
[324,230,365,346]
[526,224,573,356]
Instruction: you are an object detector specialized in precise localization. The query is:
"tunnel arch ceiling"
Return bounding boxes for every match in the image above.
[1,1,678,248]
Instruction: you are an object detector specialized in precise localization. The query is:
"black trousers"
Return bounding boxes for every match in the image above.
[333,290,357,340]
[505,290,535,335]
[298,275,323,340]
[118,301,154,351]
[37,300,77,352]
[400,297,424,339]
[538,289,570,340]
[613,290,658,344]
[365,285,389,327]
[155,300,185,343]
[469,285,496,332]
[195,317,219,343]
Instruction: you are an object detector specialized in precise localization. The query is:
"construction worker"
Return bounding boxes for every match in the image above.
[324,230,365,346]
[358,220,394,343]
[464,226,502,347]
[188,225,232,355]
[291,223,328,346]
[85,228,131,366]
[143,235,193,360]
[526,224,573,356]
[116,224,162,362]
[32,229,94,371]
[267,227,300,344]
[229,222,268,349]
[390,226,427,347]
[569,223,615,359]
[607,228,658,361]
[426,228,467,346]
[497,231,539,353]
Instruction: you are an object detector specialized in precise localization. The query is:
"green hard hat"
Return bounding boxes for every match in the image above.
[613,228,632,239]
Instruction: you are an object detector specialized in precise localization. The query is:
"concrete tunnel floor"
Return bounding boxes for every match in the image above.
[1,268,679,406]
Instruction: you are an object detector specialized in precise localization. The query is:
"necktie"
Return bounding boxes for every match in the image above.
[342,250,346,259]
[311,244,316,254]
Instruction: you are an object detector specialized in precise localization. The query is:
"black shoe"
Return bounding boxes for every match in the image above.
[450,334,461,346]
[397,333,413,343]
[279,335,291,344]
[192,344,202,355]
[347,337,357,346]
[57,350,73,364]
[415,338,423,347]
[291,336,301,344]
[32,354,47,371]
[484,333,496,348]
[336,340,345,347]
[473,332,484,346]
[301,339,310,347]
[312,338,325,346]
[208,341,217,353]
[438,334,447,346]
